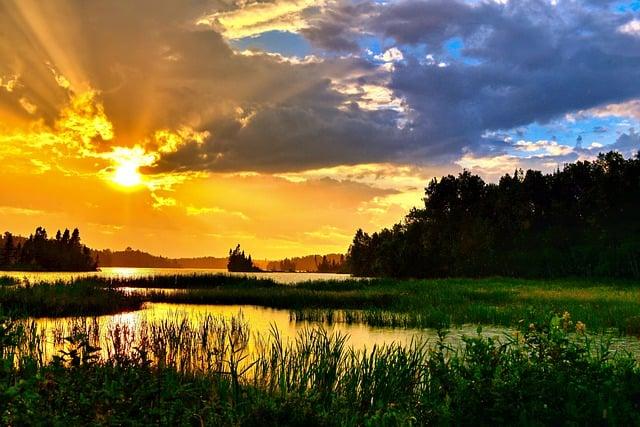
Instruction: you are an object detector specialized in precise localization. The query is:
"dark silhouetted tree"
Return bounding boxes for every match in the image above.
[347,151,640,279]
[227,244,261,272]
[1,227,97,271]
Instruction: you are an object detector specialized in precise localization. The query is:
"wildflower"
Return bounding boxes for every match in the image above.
[528,323,535,331]
[561,311,572,331]
[575,321,586,334]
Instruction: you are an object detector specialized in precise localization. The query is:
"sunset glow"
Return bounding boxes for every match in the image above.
[0,0,638,259]
[112,164,142,188]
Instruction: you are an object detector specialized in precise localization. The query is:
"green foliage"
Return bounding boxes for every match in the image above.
[347,151,640,279]
[1,314,640,425]
[133,276,640,333]
[4,275,640,332]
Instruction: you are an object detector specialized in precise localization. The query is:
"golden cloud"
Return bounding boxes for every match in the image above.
[197,0,322,39]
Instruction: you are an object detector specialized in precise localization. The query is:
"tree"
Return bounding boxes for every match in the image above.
[346,151,640,279]
[2,232,15,266]
[227,244,261,272]
[1,227,97,271]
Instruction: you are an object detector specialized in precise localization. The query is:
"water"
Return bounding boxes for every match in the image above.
[1,267,353,285]
[27,303,515,364]
[5,267,640,364]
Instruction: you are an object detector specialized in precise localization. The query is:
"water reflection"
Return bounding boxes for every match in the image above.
[1,267,353,285]
[27,303,514,364]
[14,302,640,374]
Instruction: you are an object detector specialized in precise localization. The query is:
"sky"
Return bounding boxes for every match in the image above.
[0,0,639,258]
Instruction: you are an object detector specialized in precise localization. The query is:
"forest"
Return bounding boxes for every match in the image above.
[0,227,96,271]
[347,151,640,279]
[266,254,346,273]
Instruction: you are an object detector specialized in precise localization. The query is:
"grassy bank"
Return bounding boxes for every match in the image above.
[5,275,640,333]
[0,282,143,317]
[1,314,640,425]
[131,276,640,333]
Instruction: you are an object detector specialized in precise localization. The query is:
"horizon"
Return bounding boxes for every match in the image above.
[1,0,639,258]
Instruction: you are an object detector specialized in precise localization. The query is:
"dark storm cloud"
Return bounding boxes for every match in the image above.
[0,0,409,172]
[300,1,376,52]
[299,0,640,162]
[155,102,408,173]
[2,0,639,174]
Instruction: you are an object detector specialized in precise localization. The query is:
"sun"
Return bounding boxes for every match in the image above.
[112,163,142,187]
[106,146,156,189]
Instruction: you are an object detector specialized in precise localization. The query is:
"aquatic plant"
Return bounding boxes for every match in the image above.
[1,313,640,424]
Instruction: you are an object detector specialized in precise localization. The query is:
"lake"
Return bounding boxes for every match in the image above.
[25,303,517,367]
[1,266,353,285]
[6,268,640,365]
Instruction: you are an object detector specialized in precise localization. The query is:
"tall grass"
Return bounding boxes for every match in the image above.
[77,273,279,289]
[5,275,640,332]
[2,313,640,425]
[0,282,143,317]
[0,276,20,286]
[135,276,640,333]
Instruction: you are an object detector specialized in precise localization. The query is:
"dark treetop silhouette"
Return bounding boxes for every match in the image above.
[347,151,640,279]
[227,244,262,272]
[0,227,97,272]
[266,254,346,273]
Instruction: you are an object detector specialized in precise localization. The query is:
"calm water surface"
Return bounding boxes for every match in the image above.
[28,303,640,364]
[2,267,353,285]
[6,268,640,362]
[29,303,515,362]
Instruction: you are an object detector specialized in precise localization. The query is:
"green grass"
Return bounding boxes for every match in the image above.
[130,276,640,333]
[6,276,640,333]
[79,273,279,289]
[2,313,640,425]
[0,282,143,317]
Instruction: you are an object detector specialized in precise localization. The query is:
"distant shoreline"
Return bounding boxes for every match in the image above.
[0,266,351,274]
[0,266,98,273]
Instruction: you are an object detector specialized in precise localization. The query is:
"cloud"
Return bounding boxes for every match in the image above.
[300,1,376,52]
[575,99,640,121]
[295,0,640,163]
[197,0,322,39]
[374,47,404,63]
[1,1,415,174]
[1,0,640,180]
[0,206,46,216]
[186,205,249,220]
[619,19,640,37]
[513,140,574,156]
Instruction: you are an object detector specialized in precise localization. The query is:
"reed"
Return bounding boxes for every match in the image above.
[0,282,143,317]
[1,313,640,425]
[0,276,20,286]
[5,275,640,332]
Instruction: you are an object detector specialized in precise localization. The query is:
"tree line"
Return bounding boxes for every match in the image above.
[1,227,97,271]
[266,254,346,273]
[347,151,640,279]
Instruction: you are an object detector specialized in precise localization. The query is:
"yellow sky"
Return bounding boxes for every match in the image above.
[0,0,446,258]
[3,1,629,258]
[0,40,430,258]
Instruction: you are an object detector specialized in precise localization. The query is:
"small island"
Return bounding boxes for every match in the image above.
[227,244,262,272]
